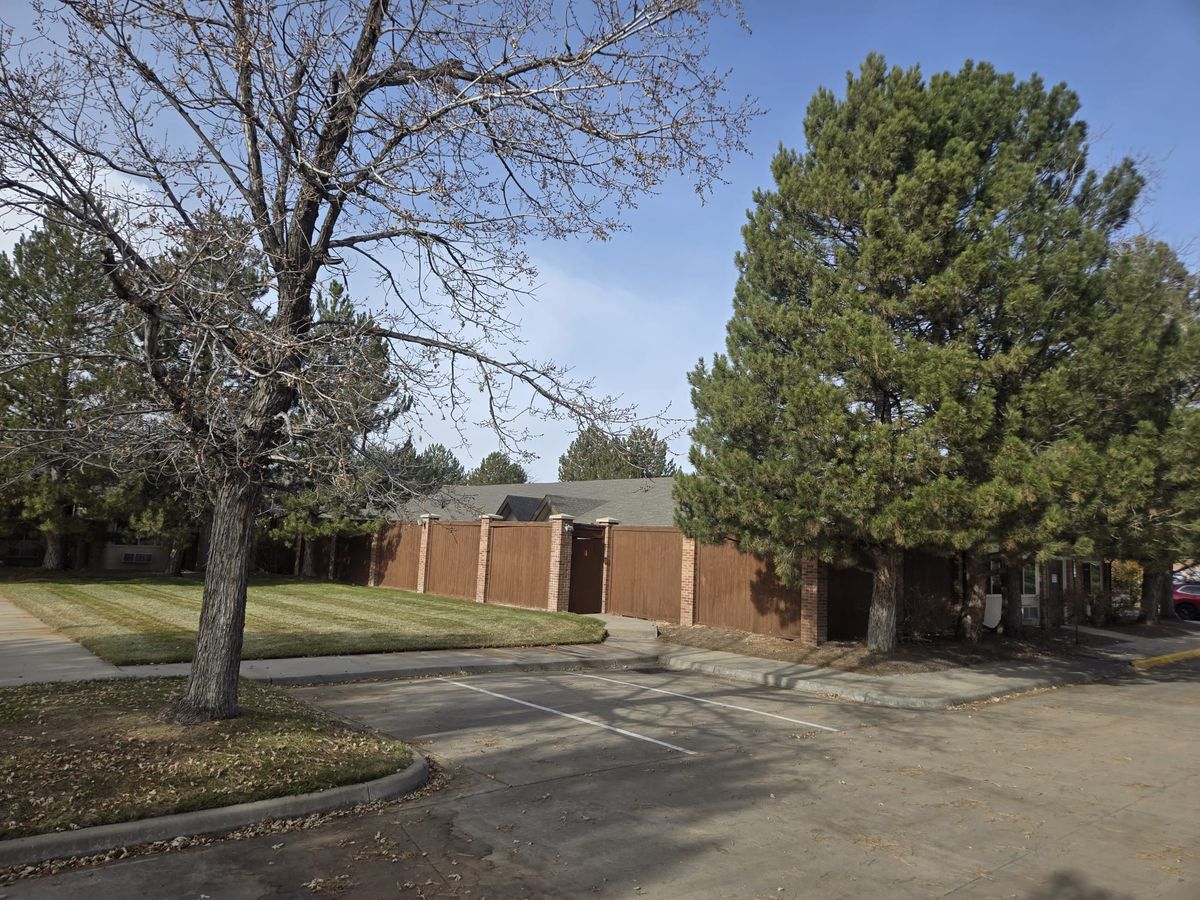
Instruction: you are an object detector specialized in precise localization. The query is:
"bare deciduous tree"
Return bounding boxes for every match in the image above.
[0,0,754,721]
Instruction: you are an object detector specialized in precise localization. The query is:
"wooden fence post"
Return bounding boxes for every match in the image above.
[416,514,438,593]
[596,518,618,614]
[476,515,500,602]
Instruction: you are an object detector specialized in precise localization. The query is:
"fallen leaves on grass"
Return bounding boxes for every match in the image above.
[0,678,410,840]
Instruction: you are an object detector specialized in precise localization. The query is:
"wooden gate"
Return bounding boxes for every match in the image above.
[695,541,805,638]
[376,522,421,591]
[607,526,681,621]
[425,521,480,599]
[569,524,605,614]
[486,523,550,608]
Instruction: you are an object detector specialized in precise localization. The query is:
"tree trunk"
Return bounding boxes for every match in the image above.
[866,546,902,653]
[1141,563,1166,624]
[327,533,338,581]
[172,479,261,724]
[1002,561,1024,638]
[301,535,317,578]
[959,550,986,643]
[1157,564,1178,620]
[293,534,302,576]
[1092,561,1114,626]
[163,541,183,576]
[42,531,65,570]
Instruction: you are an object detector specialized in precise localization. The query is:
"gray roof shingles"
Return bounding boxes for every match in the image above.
[397,477,676,526]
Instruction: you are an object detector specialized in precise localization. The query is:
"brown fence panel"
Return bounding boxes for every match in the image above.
[607,526,681,621]
[335,534,373,585]
[254,537,295,576]
[695,541,805,638]
[486,523,550,608]
[903,551,958,635]
[425,521,481,600]
[828,565,872,640]
[376,522,421,591]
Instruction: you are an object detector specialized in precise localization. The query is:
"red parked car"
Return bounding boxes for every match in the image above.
[1174,583,1200,620]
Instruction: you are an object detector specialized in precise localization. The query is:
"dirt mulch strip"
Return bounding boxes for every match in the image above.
[0,677,411,840]
[657,623,1122,676]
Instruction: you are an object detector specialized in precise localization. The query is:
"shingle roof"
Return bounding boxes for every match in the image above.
[396,477,676,526]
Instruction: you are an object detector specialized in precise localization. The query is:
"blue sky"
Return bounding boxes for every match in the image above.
[492,0,1200,479]
[3,1,1195,480]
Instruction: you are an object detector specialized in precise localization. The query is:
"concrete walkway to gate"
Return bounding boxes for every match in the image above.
[0,597,122,687]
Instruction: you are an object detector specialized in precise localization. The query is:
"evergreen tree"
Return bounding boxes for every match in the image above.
[466,452,529,485]
[677,55,1142,650]
[0,213,132,568]
[417,444,466,489]
[558,426,677,481]
[1039,240,1200,623]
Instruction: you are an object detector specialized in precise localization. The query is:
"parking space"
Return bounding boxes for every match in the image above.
[296,668,915,786]
[14,662,1200,899]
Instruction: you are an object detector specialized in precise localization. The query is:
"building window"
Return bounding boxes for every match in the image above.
[1022,564,1037,596]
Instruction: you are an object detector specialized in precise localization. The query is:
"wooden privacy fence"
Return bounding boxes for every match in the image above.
[376,522,421,591]
[695,540,805,638]
[425,520,481,600]
[486,522,550,608]
[258,513,842,646]
[606,526,682,621]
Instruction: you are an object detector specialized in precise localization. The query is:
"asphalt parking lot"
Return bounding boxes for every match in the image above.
[303,669,909,783]
[9,662,1200,899]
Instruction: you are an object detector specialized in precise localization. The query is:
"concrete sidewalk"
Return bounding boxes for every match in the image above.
[655,622,1200,709]
[119,639,663,684]
[655,642,1127,709]
[0,599,121,687]
[6,590,1195,708]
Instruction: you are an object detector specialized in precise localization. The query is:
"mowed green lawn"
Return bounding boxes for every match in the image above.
[0,574,605,665]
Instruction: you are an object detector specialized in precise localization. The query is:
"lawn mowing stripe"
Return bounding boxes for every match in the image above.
[122,582,289,634]
[28,583,195,639]
[76,583,206,632]
[244,590,567,646]
[243,588,420,635]
[246,584,586,639]
[8,583,195,663]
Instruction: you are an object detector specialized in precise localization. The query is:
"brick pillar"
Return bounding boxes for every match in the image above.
[476,515,500,603]
[680,536,698,625]
[596,518,618,613]
[800,556,828,645]
[367,529,381,587]
[416,514,438,593]
[546,514,574,612]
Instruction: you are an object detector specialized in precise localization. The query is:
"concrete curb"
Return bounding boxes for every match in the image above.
[0,753,429,870]
[1130,647,1200,671]
[214,654,665,686]
[660,655,1131,710]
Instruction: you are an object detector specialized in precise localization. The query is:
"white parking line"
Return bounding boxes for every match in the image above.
[561,672,840,733]
[435,678,697,755]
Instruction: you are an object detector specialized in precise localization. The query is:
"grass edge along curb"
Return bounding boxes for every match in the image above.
[1129,647,1200,671]
[0,753,428,870]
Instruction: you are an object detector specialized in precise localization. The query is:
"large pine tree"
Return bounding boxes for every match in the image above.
[677,56,1142,651]
[0,214,132,568]
[558,425,677,481]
